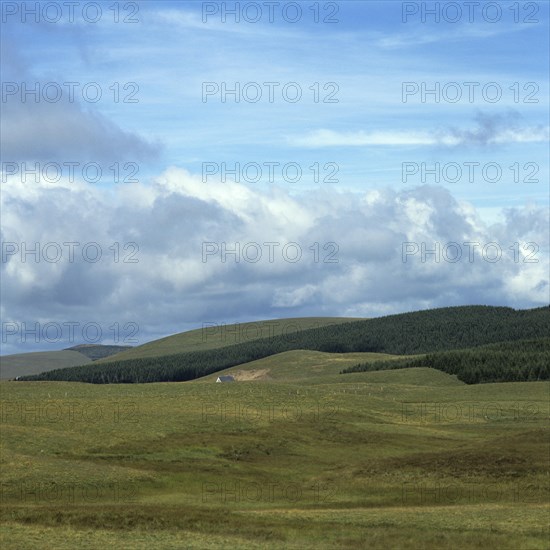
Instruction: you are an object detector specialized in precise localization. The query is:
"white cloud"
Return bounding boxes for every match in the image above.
[373,23,528,50]
[288,121,549,148]
[272,284,318,308]
[288,129,437,147]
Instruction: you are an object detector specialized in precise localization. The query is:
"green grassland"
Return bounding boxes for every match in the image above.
[1,360,548,549]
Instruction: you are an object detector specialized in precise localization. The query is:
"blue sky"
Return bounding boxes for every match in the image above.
[1,1,549,352]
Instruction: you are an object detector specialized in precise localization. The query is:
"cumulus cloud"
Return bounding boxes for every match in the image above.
[1,168,547,353]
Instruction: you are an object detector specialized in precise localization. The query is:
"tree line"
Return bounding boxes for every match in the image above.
[342,338,550,384]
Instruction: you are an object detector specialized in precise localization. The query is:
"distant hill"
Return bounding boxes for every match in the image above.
[1,344,134,379]
[21,305,550,384]
[0,350,92,380]
[64,344,133,361]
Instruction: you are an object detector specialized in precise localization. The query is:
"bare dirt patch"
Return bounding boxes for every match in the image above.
[230,368,271,381]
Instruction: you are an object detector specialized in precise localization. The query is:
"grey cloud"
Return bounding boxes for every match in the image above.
[442,109,547,148]
[2,100,161,163]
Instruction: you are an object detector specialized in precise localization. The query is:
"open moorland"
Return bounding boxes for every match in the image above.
[1,306,548,549]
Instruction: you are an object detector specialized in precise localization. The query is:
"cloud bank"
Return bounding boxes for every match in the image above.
[1,168,547,353]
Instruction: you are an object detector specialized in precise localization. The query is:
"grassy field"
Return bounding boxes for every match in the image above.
[95,317,362,363]
[0,360,548,549]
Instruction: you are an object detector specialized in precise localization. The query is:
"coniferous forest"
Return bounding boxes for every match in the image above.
[342,338,550,384]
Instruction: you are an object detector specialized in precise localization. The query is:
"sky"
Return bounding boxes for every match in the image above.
[1,0,549,353]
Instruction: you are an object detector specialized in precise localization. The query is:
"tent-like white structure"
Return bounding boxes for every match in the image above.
[216,375,235,383]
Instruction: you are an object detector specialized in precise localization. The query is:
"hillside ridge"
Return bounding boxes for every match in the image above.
[21,305,549,384]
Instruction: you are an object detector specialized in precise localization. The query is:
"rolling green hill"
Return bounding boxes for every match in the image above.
[21,306,550,385]
[200,352,465,386]
[198,350,407,382]
[95,317,362,363]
